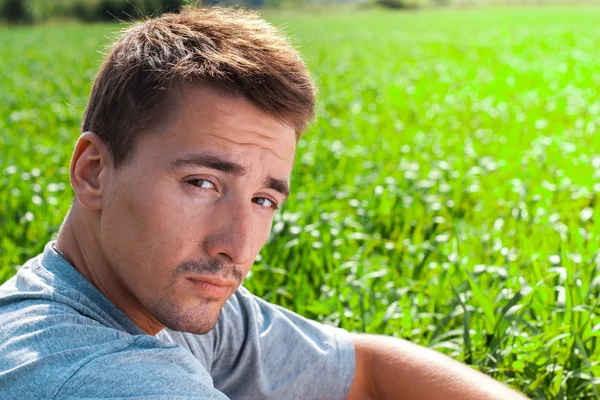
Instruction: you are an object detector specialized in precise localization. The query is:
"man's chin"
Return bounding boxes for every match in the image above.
[164,308,223,334]
[149,300,224,334]
[165,321,218,335]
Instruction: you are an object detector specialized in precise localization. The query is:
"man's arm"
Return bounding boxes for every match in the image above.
[347,334,529,400]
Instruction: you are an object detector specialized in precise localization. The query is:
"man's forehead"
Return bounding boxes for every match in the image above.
[172,84,298,163]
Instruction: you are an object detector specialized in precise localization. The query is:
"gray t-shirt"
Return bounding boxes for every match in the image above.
[0,242,355,399]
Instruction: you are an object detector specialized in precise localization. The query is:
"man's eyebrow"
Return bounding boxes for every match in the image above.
[169,153,247,177]
[264,176,290,200]
[170,153,290,199]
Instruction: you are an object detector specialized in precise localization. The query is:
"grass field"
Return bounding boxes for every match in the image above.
[2,7,600,399]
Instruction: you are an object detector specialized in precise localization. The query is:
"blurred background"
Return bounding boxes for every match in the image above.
[2,1,600,399]
[2,0,600,22]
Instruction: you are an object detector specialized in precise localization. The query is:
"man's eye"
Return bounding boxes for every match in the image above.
[253,197,279,210]
[189,179,216,189]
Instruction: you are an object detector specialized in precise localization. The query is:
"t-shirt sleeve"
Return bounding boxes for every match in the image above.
[54,335,229,400]
[178,286,356,400]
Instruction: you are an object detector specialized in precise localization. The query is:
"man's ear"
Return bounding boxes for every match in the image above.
[70,132,114,211]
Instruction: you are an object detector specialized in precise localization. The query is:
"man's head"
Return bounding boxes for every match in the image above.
[67,7,315,335]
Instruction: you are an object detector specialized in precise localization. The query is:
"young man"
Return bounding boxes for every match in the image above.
[0,7,528,399]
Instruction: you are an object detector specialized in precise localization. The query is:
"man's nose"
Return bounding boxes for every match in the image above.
[204,200,255,267]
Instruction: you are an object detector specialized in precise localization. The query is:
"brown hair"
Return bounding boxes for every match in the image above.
[82,6,316,167]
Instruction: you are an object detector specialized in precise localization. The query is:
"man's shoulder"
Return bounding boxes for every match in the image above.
[0,246,141,333]
[0,275,134,358]
[0,254,113,335]
[0,256,224,400]
[0,263,130,399]
[0,309,220,400]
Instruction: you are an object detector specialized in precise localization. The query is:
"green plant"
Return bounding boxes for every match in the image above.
[2,8,600,397]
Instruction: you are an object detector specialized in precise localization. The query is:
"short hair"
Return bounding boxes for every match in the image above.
[82,6,316,167]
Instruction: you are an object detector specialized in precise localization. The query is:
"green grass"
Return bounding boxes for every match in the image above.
[2,7,600,399]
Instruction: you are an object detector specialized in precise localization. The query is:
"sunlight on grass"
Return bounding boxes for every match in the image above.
[1,8,600,398]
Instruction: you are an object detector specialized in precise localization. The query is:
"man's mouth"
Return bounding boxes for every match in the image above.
[185,276,235,299]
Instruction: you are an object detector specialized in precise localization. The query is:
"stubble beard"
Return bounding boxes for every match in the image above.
[149,292,224,334]
[146,258,242,334]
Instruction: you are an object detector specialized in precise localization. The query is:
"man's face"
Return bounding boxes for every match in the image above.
[99,84,296,334]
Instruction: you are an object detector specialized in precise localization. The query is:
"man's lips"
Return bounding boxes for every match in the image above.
[185,275,236,298]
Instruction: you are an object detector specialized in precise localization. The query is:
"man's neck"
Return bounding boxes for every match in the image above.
[55,207,165,335]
